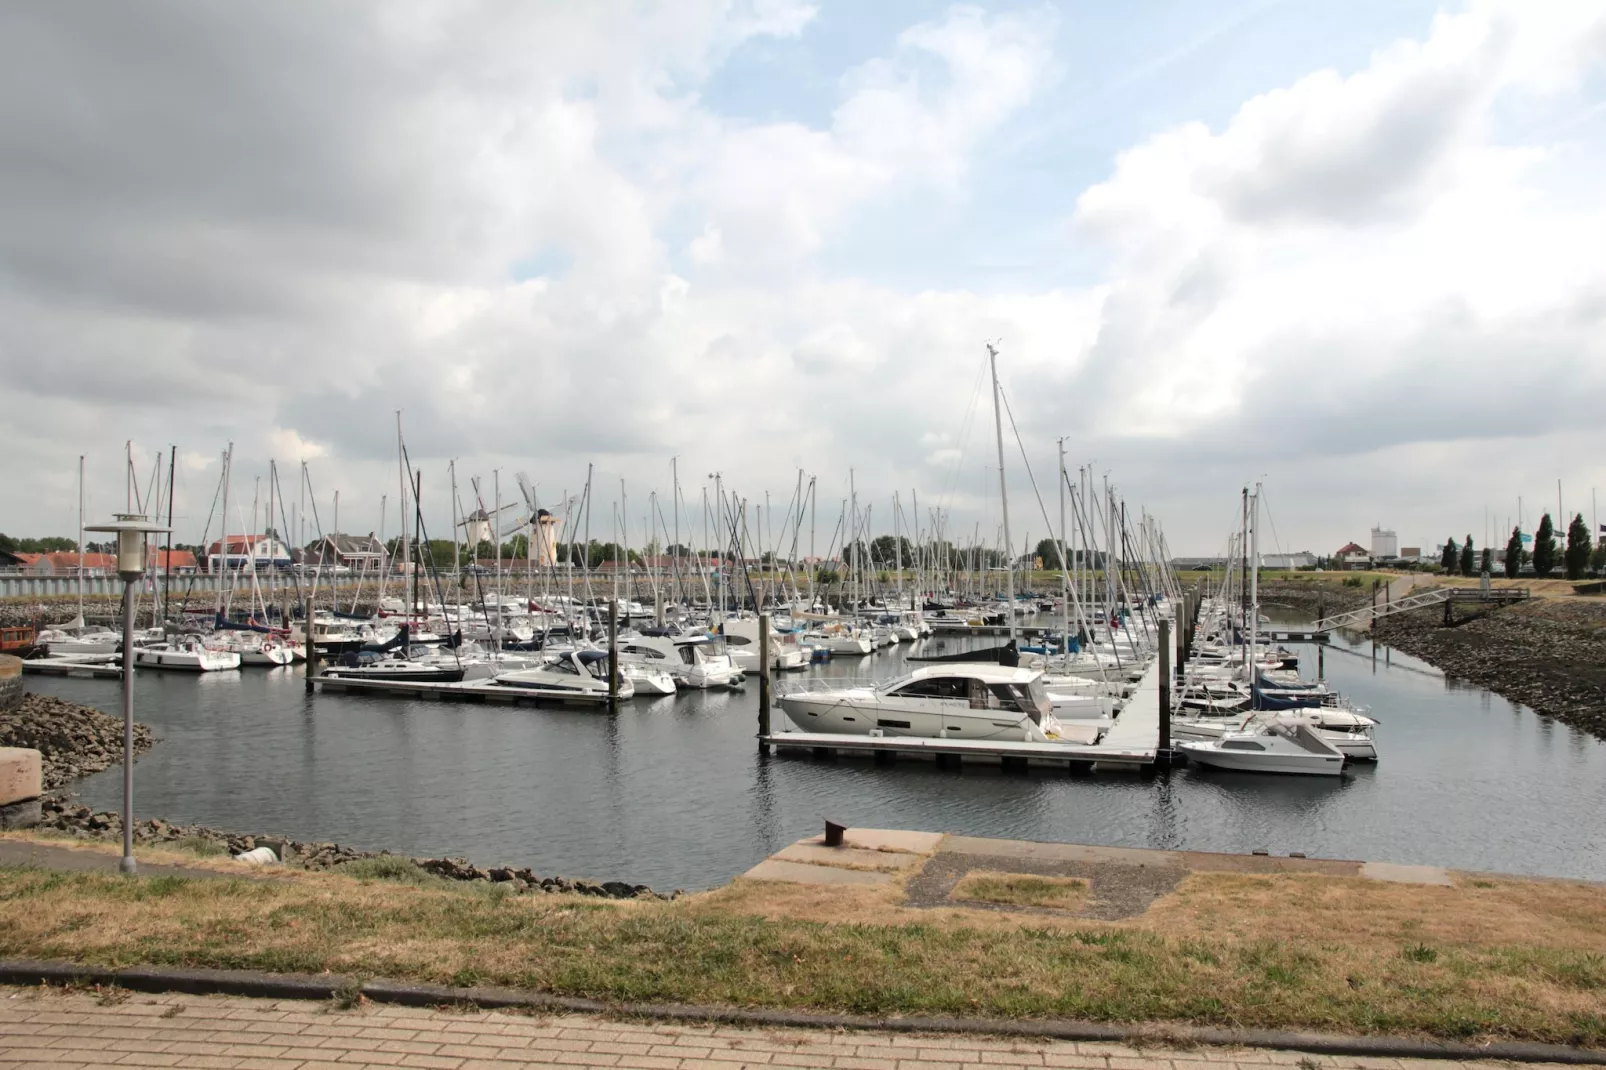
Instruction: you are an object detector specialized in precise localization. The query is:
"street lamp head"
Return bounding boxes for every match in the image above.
[85,513,171,581]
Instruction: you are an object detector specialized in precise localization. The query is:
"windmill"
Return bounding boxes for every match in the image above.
[458,477,520,551]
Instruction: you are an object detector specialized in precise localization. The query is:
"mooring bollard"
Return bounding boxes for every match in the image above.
[607,602,619,711]
[758,612,771,752]
[304,599,317,694]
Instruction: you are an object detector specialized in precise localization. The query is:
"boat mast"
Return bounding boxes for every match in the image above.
[1240,486,1249,675]
[1250,482,1261,674]
[164,446,176,624]
[216,443,232,616]
[76,454,85,627]
[450,460,459,597]
[396,412,408,612]
[1058,439,1070,659]
[987,343,1017,646]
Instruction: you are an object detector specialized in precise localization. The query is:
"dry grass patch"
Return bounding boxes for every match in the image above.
[1,860,1604,1046]
[951,871,1089,911]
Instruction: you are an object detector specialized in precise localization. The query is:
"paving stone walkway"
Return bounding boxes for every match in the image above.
[0,986,1579,1070]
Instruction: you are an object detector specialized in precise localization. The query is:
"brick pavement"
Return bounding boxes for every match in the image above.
[0,986,1579,1070]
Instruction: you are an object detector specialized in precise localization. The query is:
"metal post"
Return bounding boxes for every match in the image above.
[120,581,137,876]
[1157,618,1171,758]
[758,613,772,752]
[304,592,317,693]
[607,602,619,711]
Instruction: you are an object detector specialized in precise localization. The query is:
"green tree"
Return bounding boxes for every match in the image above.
[1459,536,1474,577]
[1480,546,1492,574]
[1532,513,1557,577]
[1504,527,1524,578]
[1564,513,1590,580]
[1591,543,1606,575]
[1035,537,1064,570]
[868,535,913,567]
[815,568,840,586]
[1440,538,1458,574]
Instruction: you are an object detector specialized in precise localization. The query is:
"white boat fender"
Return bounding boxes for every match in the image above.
[233,846,279,865]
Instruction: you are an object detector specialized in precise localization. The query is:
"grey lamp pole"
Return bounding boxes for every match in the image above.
[84,513,169,876]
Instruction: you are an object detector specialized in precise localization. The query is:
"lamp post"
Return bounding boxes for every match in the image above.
[84,513,169,876]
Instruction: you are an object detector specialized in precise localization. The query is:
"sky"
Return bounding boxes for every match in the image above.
[2,0,1605,559]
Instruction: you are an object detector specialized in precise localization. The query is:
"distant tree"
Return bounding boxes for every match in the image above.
[0,534,77,553]
[1459,536,1474,577]
[1440,538,1459,574]
[1504,527,1525,578]
[1565,514,1591,580]
[1035,537,1064,570]
[1532,514,1557,577]
[1592,543,1606,575]
[815,568,840,586]
[1480,546,1492,574]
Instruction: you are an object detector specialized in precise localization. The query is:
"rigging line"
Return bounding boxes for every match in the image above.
[996,384,1097,642]
[1259,485,1287,560]
[175,452,229,618]
[934,351,992,516]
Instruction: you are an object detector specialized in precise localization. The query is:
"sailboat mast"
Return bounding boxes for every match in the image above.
[1058,439,1070,656]
[76,455,85,626]
[164,447,176,623]
[396,413,408,611]
[987,344,1017,644]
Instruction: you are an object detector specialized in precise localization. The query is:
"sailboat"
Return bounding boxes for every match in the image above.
[38,457,123,657]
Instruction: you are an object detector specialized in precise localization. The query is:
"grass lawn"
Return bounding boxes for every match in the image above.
[1,838,1604,1046]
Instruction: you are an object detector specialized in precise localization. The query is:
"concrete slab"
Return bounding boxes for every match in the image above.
[741,858,896,886]
[774,843,925,872]
[942,835,1185,869]
[1361,861,1454,886]
[0,748,41,807]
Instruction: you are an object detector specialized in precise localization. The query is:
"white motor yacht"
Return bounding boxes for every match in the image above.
[718,618,808,671]
[134,636,242,672]
[621,634,741,689]
[490,650,634,701]
[1177,722,1346,776]
[780,664,1070,743]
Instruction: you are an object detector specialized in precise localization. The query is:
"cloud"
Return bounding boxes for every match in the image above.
[2,0,1605,560]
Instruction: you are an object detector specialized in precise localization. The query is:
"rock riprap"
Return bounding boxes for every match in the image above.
[37,799,678,900]
[0,693,154,789]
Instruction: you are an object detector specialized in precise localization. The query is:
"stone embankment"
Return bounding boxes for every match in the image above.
[0,694,154,789]
[1374,598,1606,738]
[34,799,676,900]
[1196,578,1377,618]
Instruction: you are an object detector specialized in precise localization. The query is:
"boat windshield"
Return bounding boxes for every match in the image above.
[988,680,1052,724]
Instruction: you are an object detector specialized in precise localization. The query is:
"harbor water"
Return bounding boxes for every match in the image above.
[27,627,1606,890]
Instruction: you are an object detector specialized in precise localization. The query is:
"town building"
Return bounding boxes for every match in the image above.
[1334,542,1370,569]
[299,533,386,570]
[207,535,293,571]
[1370,527,1398,559]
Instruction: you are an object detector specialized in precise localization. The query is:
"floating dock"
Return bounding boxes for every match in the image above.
[312,674,612,707]
[762,660,1162,769]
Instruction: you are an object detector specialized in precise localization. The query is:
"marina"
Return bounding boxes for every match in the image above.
[23,617,1606,891]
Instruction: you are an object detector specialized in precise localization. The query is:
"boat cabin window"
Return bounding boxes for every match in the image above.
[549,659,581,675]
[1221,739,1265,750]
[889,676,969,699]
[624,645,666,661]
[723,635,751,645]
